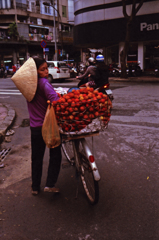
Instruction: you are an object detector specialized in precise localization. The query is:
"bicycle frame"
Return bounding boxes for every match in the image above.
[72,138,101,181]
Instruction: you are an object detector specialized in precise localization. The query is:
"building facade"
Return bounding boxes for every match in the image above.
[0,0,78,68]
[74,0,159,71]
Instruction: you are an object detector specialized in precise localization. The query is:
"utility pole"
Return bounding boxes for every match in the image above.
[13,0,17,24]
[52,0,57,60]
[43,0,59,60]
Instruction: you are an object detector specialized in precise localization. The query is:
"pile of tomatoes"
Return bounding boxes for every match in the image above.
[52,87,112,132]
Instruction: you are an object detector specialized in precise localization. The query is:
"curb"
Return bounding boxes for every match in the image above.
[0,104,16,144]
[109,77,159,83]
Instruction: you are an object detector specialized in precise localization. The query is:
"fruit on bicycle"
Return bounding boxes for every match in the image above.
[52,87,112,132]
[79,106,85,112]
[83,114,88,119]
[69,115,74,120]
[89,113,95,119]
[88,107,94,112]
[94,111,99,117]
[71,102,76,107]
[68,107,73,113]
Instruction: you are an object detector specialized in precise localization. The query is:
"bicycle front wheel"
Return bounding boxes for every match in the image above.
[62,140,74,164]
[79,152,99,205]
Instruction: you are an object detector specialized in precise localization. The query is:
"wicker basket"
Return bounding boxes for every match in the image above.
[52,87,112,136]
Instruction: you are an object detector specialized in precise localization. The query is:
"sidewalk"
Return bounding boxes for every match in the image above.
[109,75,159,82]
[0,103,15,144]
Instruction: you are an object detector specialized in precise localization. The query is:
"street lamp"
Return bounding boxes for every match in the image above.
[43,0,58,60]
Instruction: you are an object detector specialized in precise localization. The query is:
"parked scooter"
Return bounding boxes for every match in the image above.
[154,66,159,77]
[109,64,121,77]
[128,63,142,77]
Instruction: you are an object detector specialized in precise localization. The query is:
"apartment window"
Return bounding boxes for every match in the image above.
[31,2,35,12]
[45,5,50,14]
[62,5,67,18]
[0,0,10,9]
[5,0,8,8]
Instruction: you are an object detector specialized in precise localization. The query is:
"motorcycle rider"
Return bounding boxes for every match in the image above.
[76,57,96,87]
[86,54,109,88]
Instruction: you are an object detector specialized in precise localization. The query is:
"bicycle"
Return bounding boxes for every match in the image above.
[61,131,100,205]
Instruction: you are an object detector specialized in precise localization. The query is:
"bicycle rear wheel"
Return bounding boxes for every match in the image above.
[62,140,74,164]
[79,152,99,205]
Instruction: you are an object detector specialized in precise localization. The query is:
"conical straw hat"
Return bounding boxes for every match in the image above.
[11,57,37,102]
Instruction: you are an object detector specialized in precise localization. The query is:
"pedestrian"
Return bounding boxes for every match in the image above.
[12,65,16,75]
[12,56,62,196]
[0,63,5,78]
[16,61,20,71]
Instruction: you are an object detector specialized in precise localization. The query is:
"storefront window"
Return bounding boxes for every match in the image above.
[107,46,118,65]
[127,43,138,64]
[145,43,159,70]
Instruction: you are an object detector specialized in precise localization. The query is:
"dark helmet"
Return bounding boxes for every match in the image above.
[96,54,104,62]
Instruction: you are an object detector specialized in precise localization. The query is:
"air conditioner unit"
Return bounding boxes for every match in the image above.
[37,18,42,25]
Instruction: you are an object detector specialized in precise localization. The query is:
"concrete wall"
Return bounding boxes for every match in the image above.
[74,0,159,25]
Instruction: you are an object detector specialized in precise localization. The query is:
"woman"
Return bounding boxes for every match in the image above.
[27,56,61,195]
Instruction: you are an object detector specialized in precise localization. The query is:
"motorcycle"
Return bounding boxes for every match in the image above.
[97,83,114,101]
[77,81,114,102]
[78,63,86,76]
[77,76,89,88]
[70,67,78,78]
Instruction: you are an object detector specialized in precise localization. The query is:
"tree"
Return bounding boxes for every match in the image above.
[120,0,144,78]
[8,22,19,40]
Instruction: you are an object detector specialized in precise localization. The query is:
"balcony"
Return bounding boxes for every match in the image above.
[15,3,40,14]
[28,31,73,43]
[16,3,28,11]
[29,33,53,41]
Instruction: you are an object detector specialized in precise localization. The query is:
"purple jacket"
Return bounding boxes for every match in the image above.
[27,77,59,128]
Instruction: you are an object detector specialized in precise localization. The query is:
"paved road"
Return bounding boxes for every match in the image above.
[0,78,159,240]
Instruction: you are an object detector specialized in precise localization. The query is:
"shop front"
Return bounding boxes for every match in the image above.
[74,13,159,71]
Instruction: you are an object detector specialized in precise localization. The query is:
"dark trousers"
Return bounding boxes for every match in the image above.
[31,127,61,191]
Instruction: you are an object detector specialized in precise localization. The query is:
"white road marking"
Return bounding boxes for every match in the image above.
[0,92,21,95]
[0,89,21,95]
